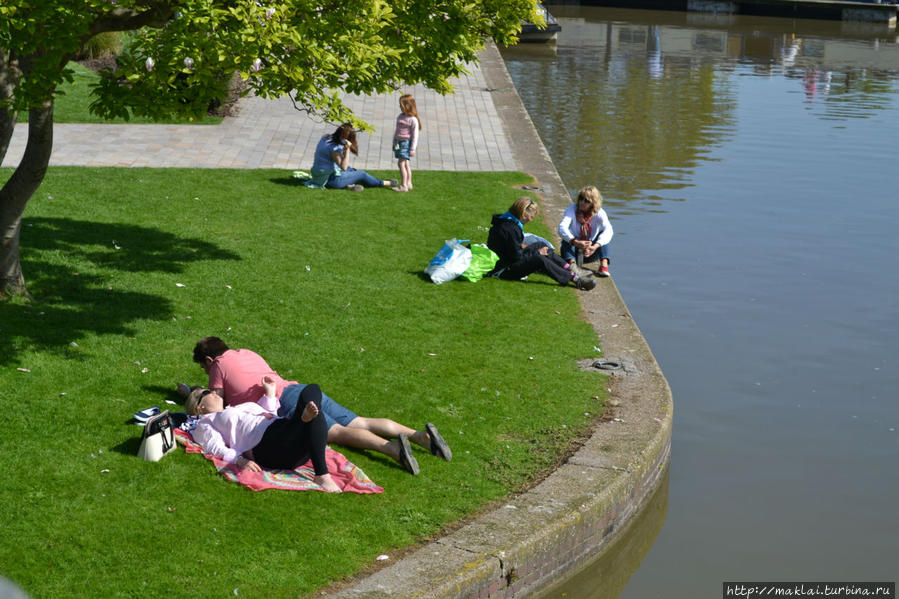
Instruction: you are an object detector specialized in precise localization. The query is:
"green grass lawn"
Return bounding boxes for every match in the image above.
[23,62,222,124]
[0,168,607,598]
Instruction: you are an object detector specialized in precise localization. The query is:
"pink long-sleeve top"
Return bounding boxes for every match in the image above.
[393,114,420,152]
[192,394,279,464]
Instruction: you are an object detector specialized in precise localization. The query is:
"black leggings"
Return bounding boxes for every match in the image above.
[252,384,329,475]
[500,249,572,285]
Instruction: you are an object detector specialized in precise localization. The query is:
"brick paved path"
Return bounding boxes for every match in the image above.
[2,63,517,173]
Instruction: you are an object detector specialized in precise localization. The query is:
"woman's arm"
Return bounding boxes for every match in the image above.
[193,420,239,464]
[235,456,262,472]
[595,210,613,246]
[331,146,350,171]
[557,204,578,244]
[257,376,279,413]
[409,117,419,155]
[488,221,524,264]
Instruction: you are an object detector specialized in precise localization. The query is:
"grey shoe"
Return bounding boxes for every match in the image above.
[347,184,364,192]
[573,275,596,291]
[573,265,594,279]
[397,434,420,475]
[426,423,452,461]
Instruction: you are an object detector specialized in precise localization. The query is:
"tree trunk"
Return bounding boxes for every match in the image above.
[0,102,54,299]
[0,49,18,161]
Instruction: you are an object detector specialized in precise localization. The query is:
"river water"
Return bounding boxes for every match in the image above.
[501,7,899,597]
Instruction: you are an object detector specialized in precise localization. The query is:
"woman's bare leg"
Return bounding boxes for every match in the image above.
[328,423,399,460]
[346,417,432,450]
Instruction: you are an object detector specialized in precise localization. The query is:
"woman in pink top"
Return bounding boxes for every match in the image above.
[186,378,341,492]
[391,94,421,192]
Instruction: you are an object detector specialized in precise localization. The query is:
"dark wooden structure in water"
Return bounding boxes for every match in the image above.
[520,2,564,42]
[544,0,897,26]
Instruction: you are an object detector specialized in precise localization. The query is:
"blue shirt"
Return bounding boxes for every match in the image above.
[311,134,345,172]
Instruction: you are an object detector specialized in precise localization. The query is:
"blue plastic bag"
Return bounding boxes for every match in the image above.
[425,239,472,284]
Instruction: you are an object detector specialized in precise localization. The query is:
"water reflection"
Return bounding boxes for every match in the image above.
[533,468,670,599]
[501,7,899,212]
[501,7,899,599]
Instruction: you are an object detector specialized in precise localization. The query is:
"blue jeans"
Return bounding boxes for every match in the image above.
[277,384,358,430]
[561,240,610,264]
[327,167,383,189]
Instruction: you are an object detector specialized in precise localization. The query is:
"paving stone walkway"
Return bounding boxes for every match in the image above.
[2,64,517,173]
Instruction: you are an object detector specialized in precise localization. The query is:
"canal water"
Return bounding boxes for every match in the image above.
[501,7,899,597]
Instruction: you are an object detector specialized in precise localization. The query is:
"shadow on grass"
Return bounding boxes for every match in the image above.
[269,176,305,187]
[141,383,189,407]
[0,217,241,366]
[337,445,413,476]
[411,269,560,287]
[24,217,240,273]
[111,435,143,456]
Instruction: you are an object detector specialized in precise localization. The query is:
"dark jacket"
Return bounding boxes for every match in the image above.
[487,213,536,271]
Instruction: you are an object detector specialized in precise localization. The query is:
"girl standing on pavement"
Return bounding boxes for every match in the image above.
[391,94,421,192]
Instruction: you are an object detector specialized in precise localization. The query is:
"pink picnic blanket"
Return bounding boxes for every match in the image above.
[175,429,383,494]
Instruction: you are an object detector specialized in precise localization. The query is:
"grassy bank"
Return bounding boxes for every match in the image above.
[0,167,607,598]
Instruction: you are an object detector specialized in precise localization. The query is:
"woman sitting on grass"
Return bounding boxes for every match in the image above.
[186,377,342,493]
[306,123,397,191]
[486,197,596,291]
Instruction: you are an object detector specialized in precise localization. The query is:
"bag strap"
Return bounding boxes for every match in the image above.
[160,424,174,454]
[157,412,174,454]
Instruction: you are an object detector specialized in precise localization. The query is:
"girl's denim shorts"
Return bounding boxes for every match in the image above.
[393,139,411,160]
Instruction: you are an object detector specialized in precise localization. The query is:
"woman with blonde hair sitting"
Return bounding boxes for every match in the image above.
[558,185,614,277]
[486,196,595,290]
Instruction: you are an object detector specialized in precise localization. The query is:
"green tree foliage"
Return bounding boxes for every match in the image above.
[0,0,540,298]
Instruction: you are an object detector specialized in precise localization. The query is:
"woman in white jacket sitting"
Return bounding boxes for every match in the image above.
[557,185,614,277]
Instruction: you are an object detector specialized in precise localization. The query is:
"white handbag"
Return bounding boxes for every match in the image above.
[137,410,176,462]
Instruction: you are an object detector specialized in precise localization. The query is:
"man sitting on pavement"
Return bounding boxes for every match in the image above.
[183,336,451,475]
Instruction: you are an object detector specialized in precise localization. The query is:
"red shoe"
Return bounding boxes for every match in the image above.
[597,265,610,277]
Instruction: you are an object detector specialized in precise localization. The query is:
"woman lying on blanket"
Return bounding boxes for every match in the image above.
[185,377,342,493]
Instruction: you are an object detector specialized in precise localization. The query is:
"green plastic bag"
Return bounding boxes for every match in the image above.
[460,244,499,282]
